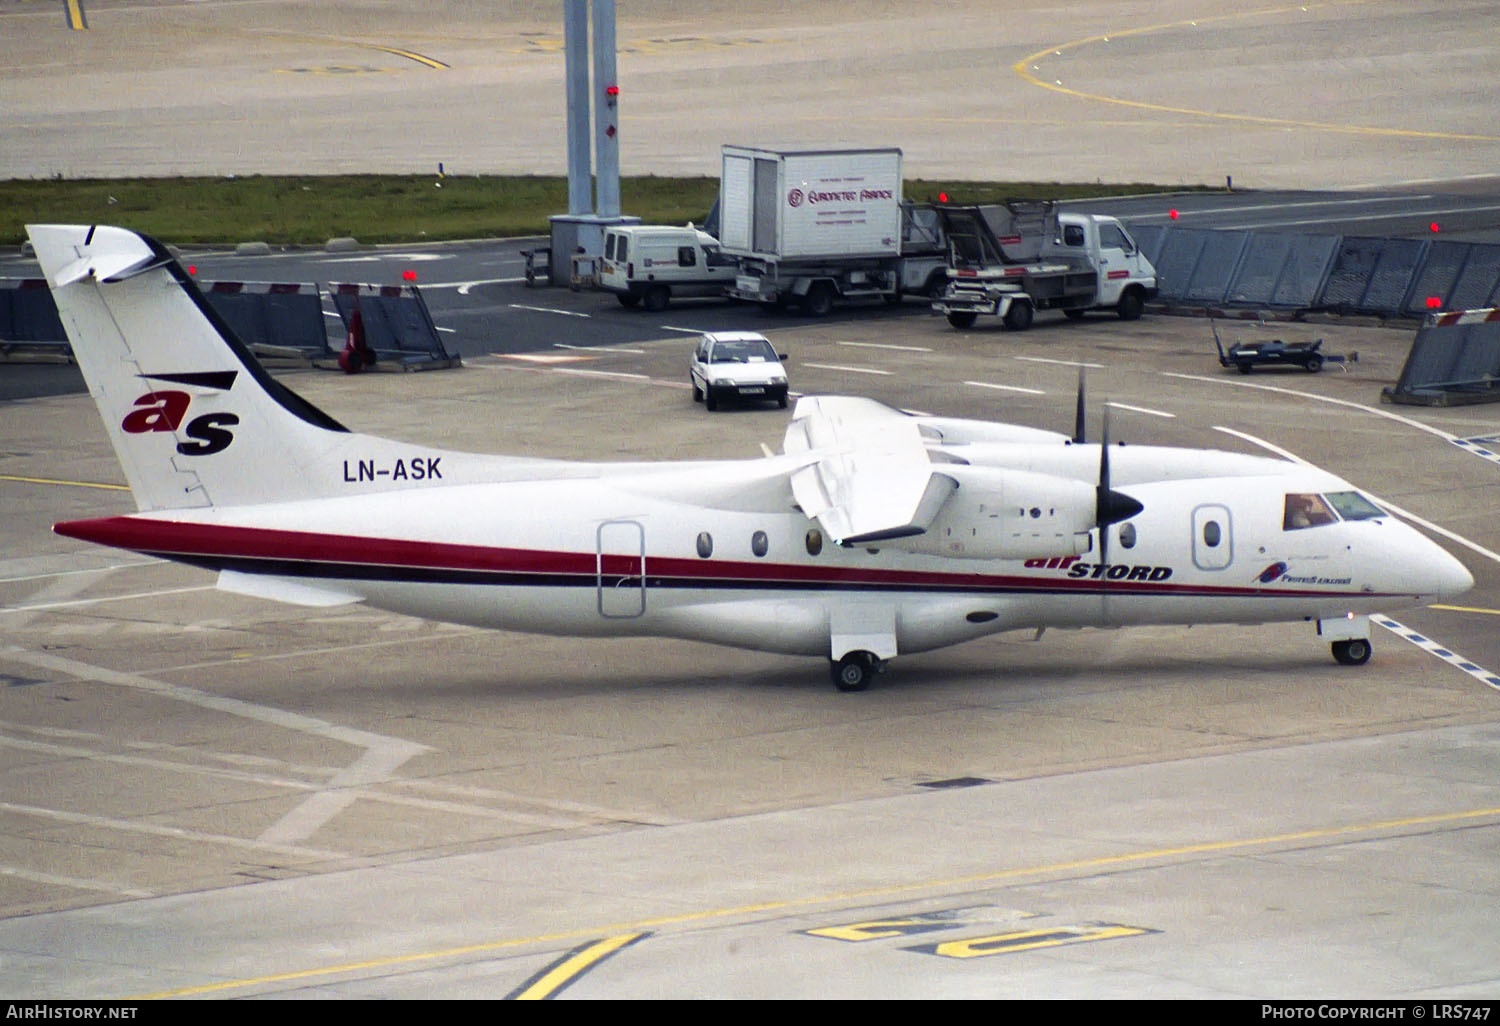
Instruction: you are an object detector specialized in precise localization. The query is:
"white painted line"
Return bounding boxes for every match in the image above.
[1452,437,1500,470]
[554,343,646,354]
[1127,195,1435,221]
[452,277,526,293]
[0,585,216,615]
[1015,356,1104,368]
[658,325,706,335]
[1164,372,1458,443]
[1213,426,1303,463]
[496,352,591,364]
[508,304,591,318]
[966,380,1046,395]
[803,362,893,376]
[551,368,650,381]
[837,341,933,353]
[1107,401,1175,419]
[1214,203,1500,232]
[1373,616,1500,693]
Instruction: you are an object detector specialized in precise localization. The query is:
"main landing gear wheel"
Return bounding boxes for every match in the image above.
[1331,638,1372,666]
[831,651,882,692]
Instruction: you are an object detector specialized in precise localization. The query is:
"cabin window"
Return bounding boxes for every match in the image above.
[1202,520,1222,547]
[678,246,697,267]
[1063,224,1086,247]
[1099,222,1133,253]
[696,532,713,558]
[806,529,823,556]
[751,530,769,558]
[1118,522,1137,549]
[615,236,628,262]
[1283,493,1338,530]
[1325,491,1383,521]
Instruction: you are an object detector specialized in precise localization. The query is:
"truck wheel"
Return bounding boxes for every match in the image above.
[1003,301,1034,332]
[644,285,670,312]
[1063,308,1086,321]
[923,270,948,299]
[1117,289,1144,321]
[616,294,641,308]
[946,312,978,330]
[804,283,835,318]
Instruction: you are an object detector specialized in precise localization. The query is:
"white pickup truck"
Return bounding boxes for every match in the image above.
[932,204,1157,330]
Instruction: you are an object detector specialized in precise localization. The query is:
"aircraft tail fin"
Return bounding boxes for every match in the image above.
[27,224,350,512]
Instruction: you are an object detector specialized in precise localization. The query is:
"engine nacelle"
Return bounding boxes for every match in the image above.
[897,465,1100,560]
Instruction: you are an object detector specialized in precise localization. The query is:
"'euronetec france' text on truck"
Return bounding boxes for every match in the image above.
[931,202,1157,330]
[719,145,948,315]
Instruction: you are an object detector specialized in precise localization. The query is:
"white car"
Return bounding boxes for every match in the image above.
[689,331,789,411]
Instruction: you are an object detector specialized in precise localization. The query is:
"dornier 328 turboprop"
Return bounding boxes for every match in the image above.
[28,225,1473,691]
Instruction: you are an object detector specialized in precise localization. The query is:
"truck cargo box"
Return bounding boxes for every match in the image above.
[719,146,903,261]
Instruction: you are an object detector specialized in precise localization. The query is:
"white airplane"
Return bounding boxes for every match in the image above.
[28,224,1474,691]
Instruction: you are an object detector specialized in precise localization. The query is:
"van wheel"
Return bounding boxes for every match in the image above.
[1117,288,1144,321]
[644,285,670,312]
[617,294,641,308]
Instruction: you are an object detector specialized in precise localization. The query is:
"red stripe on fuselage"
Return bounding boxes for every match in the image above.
[52,515,1391,600]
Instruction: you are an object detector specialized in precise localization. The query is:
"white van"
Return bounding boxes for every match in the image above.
[598,226,736,311]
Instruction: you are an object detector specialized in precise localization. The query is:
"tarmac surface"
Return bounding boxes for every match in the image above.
[2,0,1500,188]
[3,310,1499,998]
[2,0,1500,1002]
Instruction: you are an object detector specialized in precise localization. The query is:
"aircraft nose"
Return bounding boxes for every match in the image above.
[1431,548,1474,601]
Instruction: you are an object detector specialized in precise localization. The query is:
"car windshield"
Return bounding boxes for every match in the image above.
[711,339,777,363]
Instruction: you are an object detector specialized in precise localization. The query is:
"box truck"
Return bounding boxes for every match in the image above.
[718,146,947,315]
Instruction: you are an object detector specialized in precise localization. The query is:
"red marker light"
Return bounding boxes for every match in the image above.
[938,192,949,203]
[1429,222,1440,233]
[605,85,619,97]
[1168,209,1179,220]
[402,269,417,282]
[187,265,197,275]
[1426,296,1442,309]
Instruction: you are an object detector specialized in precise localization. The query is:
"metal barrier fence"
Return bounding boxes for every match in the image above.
[1383,308,1500,406]
[1126,223,1500,319]
[1,278,457,370]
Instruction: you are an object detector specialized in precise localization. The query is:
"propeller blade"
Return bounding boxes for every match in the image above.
[1095,405,1144,535]
[1073,366,1086,444]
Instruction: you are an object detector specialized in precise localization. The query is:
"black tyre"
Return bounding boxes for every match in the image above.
[643,285,670,312]
[1332,638,1372,666]
[691,378,703,402]
[1063,307,1086,321]
[1117,288,1145,321]
[1003,300,1034,332]
[1305,354,1324,373]
[705,390,719,412]
[924,270,948,299]
[805,283,835,318]
[1237,362,1253,374]
[617,293,641,308]
[946,311,978,330]
[831,652,877,692]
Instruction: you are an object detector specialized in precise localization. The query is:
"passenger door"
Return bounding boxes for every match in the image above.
[597,520,646,618]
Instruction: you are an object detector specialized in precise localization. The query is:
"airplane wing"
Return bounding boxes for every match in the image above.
[783,396,957,543]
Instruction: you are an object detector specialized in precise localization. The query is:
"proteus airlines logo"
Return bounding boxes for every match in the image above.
[787,188,804,208]
[120,371,239,456]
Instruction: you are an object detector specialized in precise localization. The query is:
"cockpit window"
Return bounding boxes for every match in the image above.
[1324,491,1384,521]
[1283,493,1338,530]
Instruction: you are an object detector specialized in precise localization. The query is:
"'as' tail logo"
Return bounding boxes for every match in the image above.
[120,371,240,457]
